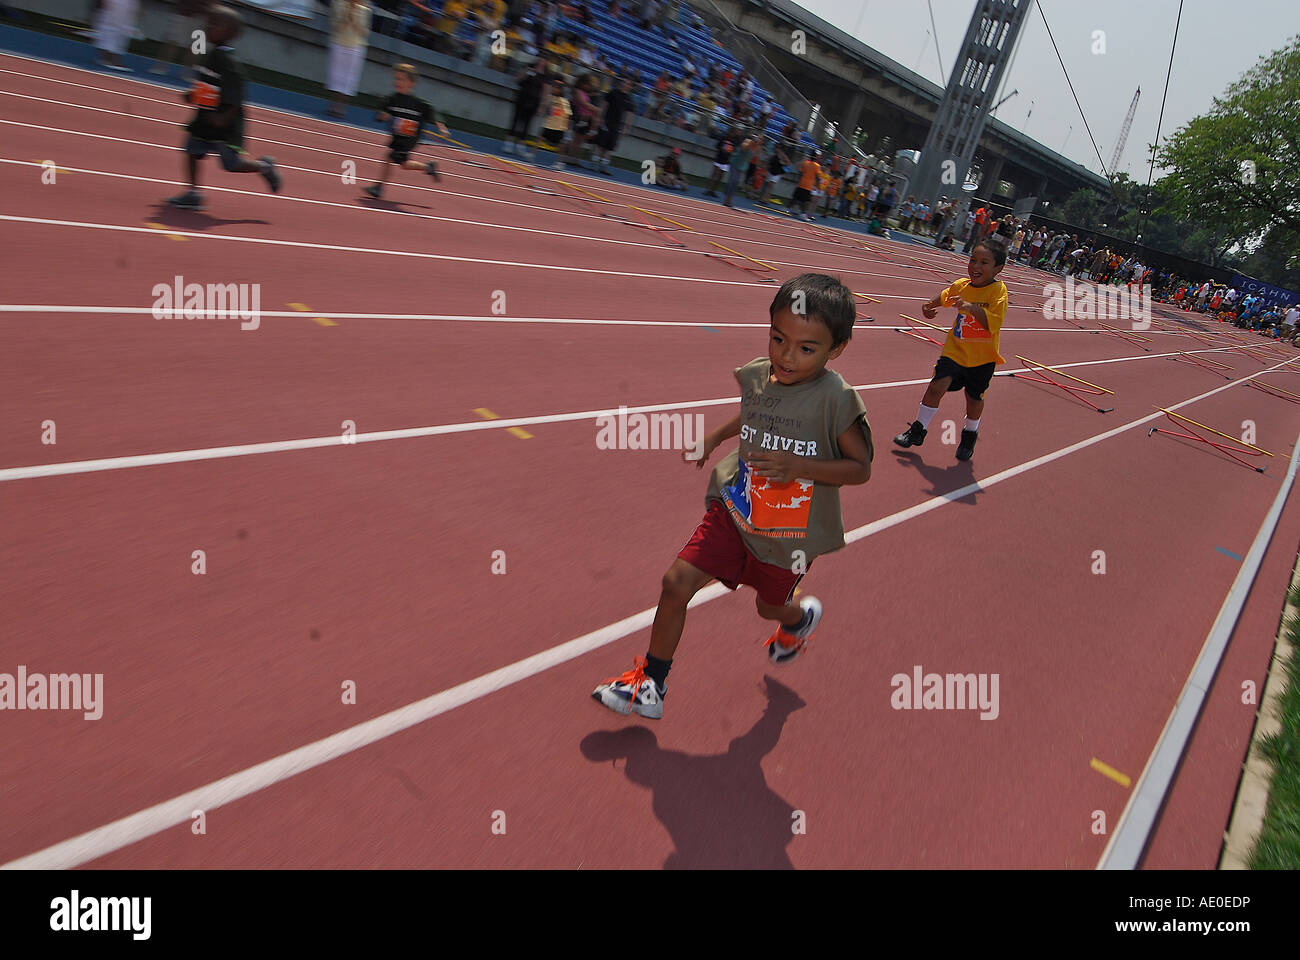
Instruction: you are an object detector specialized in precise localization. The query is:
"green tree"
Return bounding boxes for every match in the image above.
[1058,187,1103,226]
[1156,35,1300,282]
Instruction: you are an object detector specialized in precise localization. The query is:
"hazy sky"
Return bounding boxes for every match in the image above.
[793,0,1299,180]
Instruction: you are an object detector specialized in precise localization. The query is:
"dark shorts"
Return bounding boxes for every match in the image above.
[185,135,245,171]
[542,128,565,146]
[594,124,621,151]
[573,119,592,137]
[792,186,811,203]
[934,355,997,400]
[677,501,807,607]
[388,136,418,164]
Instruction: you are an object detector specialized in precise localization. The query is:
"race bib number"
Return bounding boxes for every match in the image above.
[393,117,419,137]
[191,81,220,109]
[954,311,990,341]
[723,459,813,535]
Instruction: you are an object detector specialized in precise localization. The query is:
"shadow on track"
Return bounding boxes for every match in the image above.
[580,675,806,869]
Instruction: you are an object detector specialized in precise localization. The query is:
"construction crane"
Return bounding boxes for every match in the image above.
[1109,86,1140,177]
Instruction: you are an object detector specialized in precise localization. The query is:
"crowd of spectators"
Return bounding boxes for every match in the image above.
[353,0,785,142]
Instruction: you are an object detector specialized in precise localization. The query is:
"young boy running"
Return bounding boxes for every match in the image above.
[592,274,875,719]
[166,5,281,210]
[893,241,1009,462]
[363,63,449,199]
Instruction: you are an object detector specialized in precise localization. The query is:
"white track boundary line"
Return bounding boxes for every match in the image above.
[1,347,1281,483]
[2,358,1291,870]
[1098,427,1300,869]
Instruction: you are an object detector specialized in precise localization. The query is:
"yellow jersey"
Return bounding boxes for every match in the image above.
[939,278,1008,366]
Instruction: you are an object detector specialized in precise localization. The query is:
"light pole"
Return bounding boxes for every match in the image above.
[1061,124,1072,152]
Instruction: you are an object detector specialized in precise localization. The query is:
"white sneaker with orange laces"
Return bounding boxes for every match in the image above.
[591,657,664,719]
[765,596,822,665]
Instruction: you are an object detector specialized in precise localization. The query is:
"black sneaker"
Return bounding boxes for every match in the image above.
[166,190,204,210]
[363,183,383,199]
[259,156,281,193]
[956,429,978,461]
[893,420,927,448]
[425,160,441,182]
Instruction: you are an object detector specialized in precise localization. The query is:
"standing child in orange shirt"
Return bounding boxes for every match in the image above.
[788,150,822,222]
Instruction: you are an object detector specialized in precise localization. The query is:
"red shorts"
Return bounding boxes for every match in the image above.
[677,501,806,607]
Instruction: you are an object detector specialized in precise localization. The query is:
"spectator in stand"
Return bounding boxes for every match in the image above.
[897,196,914,232]
[863,178,880,216]
[1010,225,1025,260]
[822,166,841,217]
[875,182,897,221]
[638,0,656,29]
[787,150,822,221]
[932,197,951,239]
[703,127,740,196]
[756,135,790,205]
[538,76,571,163]
[656,146,687,190]
[1285,304,1300,343]
[326,0,372,118]
[556,72,599,170]
[1025,227,1044,265]
[151,0,212,76]
[590,73,634,175]
[93,0,139,71]
[503,54,551,156]
[434,0,469,54]
[963,206,987,254]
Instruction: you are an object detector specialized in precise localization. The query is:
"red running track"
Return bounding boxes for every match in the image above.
[1,52,1298,869]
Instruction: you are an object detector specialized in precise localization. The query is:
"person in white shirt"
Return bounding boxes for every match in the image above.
[327,0,372,118]
[93,0,140,71]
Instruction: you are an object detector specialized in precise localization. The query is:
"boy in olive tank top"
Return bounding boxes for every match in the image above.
[593,275,875,719]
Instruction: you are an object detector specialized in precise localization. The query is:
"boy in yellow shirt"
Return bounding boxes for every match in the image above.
[893,242,1008,461]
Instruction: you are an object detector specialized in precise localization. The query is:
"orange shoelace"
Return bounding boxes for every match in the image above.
[603,656,649,691]
[763,628,812,654]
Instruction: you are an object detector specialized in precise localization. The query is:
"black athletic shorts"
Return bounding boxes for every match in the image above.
[934,354,996,400]
[594,124,621,151]
[388,136,417,164]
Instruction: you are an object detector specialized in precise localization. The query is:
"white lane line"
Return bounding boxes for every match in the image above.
[0,66,964,274]
[0,213,770,288]
[0,77,1047,288]
[2,358,1290,871]
[0,347,1281,483]
[0,140,958,290]
[0,52,1087,290]
[0,302,1205,334]
[1098,428,1300,870]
